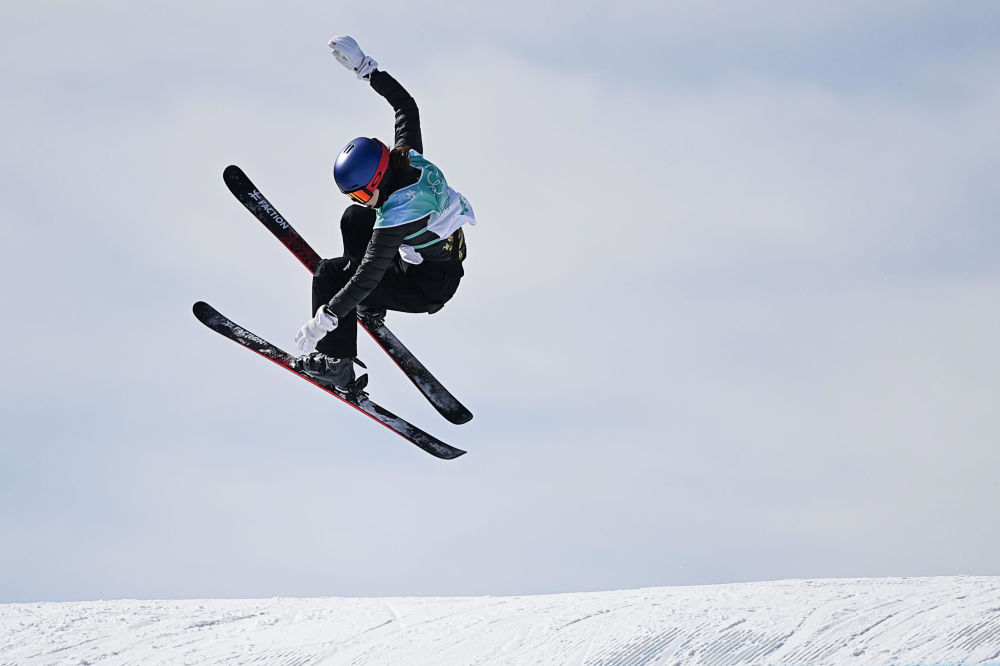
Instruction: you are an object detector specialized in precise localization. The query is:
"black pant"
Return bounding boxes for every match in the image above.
[313,205,463,358]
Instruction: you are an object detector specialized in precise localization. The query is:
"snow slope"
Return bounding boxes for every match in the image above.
[2,577,999,665]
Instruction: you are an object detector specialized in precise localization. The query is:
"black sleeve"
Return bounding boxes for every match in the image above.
[326,217,429,317]
[368,70,422,154]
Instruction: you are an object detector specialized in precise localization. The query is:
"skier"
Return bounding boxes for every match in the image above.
[292,35,476,394]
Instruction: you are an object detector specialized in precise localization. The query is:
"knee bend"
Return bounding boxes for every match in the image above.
[313,257,352,286]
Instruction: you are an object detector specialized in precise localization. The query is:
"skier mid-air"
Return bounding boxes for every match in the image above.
[291,35,477,394]
[195,35,474,457]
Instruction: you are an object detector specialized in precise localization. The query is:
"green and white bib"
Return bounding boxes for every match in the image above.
[375,151,476,264]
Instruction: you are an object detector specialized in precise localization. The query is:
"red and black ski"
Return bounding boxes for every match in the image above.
[193,301,465,460]
[223,165,473,425]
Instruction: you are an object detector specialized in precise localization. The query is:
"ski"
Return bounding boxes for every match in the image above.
[193,301,466,460]
[222,165,323,273]
[222,165,473,425]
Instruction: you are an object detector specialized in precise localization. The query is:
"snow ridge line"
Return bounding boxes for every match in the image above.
[3,577,1000,665]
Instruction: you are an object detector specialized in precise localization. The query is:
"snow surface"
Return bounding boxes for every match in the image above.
[2,577,999,665]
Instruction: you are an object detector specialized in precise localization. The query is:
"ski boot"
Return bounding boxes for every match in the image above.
[291,353,368,397]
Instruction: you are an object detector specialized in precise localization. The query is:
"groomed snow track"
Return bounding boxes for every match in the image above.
[2,577,999,665]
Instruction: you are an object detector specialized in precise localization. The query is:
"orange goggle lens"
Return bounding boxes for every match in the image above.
[347,188,374,204]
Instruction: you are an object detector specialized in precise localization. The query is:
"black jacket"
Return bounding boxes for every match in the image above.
[325,70,465,318]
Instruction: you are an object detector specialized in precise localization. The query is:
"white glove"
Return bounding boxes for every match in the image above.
[328,35,378,80]
[294,306,339,354]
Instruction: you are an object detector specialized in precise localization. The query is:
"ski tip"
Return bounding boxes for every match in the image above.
[222,164,243,184]
[192,301,215,323]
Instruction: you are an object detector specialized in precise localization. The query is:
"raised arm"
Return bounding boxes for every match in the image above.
[368,70,422,154]
[318,37,428,316]
[328,36,422,153]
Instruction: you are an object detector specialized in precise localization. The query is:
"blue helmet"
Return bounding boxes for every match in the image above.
[333,137,390,204]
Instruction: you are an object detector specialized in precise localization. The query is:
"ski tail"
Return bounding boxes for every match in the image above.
[360,317,473,425]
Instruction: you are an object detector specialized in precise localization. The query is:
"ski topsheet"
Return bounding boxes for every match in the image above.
[193,301,466,460]
[222,165,473,425]
[222,165,322,273]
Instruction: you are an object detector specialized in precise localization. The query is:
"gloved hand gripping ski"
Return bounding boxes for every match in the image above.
[328,35,377,80]
[294,305,338,354]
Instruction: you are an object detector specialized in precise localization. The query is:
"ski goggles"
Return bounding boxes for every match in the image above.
[345,147,391,205]
[347,187,376,204]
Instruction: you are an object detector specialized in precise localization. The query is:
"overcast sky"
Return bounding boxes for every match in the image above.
[1,1,998,603]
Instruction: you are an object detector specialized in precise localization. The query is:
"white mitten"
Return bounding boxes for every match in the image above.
[294,306,339,354]
[328,35,378,80]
